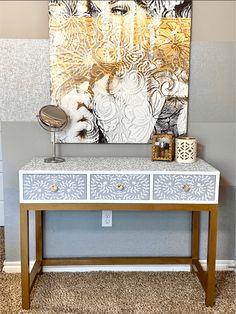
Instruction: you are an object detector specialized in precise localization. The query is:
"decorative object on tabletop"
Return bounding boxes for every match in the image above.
[49,0,192,143]
[37,105,68,163]
[175,137,197,163]
[152,133,175,161]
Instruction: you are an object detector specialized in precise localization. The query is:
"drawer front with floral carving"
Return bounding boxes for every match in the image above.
[90,174,150,200]
[153,174,216,202]
[23,174,87,201]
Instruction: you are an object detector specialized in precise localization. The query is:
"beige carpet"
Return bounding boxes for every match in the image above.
[0,227,235,314]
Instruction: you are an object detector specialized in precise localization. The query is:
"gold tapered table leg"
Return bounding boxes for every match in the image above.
[205,206,218,306]
[36,211,43,274]
[20,205,30,310]
[191,211,200,271]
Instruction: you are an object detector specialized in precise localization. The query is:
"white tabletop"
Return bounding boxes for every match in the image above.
[20,157,219,173]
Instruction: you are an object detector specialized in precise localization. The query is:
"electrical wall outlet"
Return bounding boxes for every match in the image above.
[102,210,112,227]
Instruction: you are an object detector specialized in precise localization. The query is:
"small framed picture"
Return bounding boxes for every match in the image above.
[152,133,175,161]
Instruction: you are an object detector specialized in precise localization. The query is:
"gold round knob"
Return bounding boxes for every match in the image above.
[116,183,124,191]
[51,184,59,192]
[181,184,190,192]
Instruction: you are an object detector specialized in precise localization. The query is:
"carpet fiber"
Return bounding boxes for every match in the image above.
[0,227,235,314]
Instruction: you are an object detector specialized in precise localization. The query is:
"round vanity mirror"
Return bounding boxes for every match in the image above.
[37,105,68,163]
[38,105,67,130]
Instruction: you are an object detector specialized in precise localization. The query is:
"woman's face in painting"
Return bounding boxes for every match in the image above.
[54,0,190,143]
[80,0,150,65]
[81,0,147,17]
[58,0,164,143]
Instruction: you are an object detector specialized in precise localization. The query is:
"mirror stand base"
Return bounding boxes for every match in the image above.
[44,157,65,163]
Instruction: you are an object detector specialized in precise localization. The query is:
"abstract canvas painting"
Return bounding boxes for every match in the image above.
[49,0,192,143]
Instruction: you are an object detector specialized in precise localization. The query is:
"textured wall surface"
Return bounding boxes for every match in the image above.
[0,1,235,262]
[0,40,50,121]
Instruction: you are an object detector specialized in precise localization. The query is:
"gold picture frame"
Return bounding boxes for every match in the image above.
[152,134,175,161]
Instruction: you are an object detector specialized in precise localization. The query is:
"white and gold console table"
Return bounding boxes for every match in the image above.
[19,157,220,309]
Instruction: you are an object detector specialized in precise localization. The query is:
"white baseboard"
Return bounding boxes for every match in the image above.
[3,260,236,273]
[3,261,36,273]
[200,260,236,271]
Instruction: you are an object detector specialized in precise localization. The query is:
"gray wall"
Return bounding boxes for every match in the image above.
[0,1,235,262]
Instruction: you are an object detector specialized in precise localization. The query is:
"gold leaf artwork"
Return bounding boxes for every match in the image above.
[49,0,192,143]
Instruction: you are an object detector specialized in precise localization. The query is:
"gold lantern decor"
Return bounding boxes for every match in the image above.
[152,134,175,161]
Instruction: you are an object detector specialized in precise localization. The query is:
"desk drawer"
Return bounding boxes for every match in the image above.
[23,174,87,201]
[153,174,216,202]
[90,174,150,200]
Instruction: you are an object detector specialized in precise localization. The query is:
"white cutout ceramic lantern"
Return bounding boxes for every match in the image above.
[175,137,197,163]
